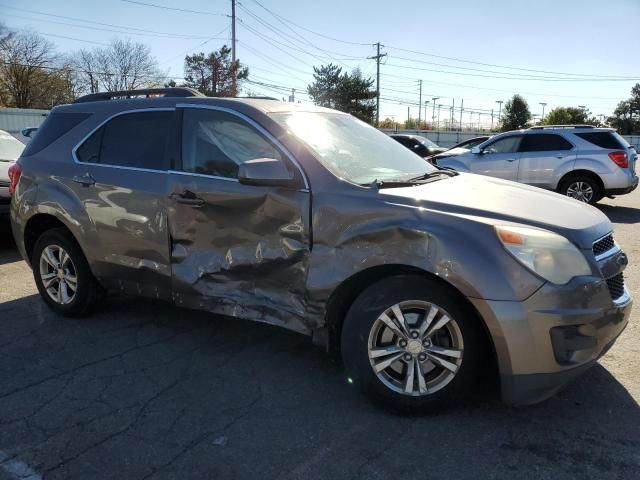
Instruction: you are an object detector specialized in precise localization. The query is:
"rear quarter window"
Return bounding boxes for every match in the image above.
[22,111,92,156]
[574,132,625,150]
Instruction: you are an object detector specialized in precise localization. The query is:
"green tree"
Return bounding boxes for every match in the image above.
[607,83,640,134]
[307,64,376,124]
[499,94,531,131]
[542,106,599,126]
[184,45,248,97]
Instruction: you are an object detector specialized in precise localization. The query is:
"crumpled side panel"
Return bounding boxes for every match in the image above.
[169,179,312,334]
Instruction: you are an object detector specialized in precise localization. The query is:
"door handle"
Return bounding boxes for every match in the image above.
[72,173,95,186]
[169,190,205,207]
[505,158,517,162]
[556,155,566,159]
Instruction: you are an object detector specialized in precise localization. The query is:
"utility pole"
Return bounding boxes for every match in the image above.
[431,97,439,129]
[289,88,295,102]
[459,99,464,132]
[407,106,410,126]
[368,42,387,127]
[491,108,494,130]
[539,102,547,121]
[451,99,455,128]
[231,0,237,94]
[478,112,481,131]
[424,101,430,128]
[437,104,442,130]
[418,80,422,127]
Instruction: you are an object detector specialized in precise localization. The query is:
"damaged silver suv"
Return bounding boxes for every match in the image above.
[10,88,633,412]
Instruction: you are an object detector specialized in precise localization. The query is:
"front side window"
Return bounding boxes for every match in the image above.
[270,112,437,185]
[76,110,173,170]
[483,136,521,154]
[181,108,284,179]
[519,134,573,152]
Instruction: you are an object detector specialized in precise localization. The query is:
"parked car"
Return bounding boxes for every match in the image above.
[10,89,632,412]
[0,129,25,215]
[431,136,492,163]
[390,134,447,158]
[437,126,638,204]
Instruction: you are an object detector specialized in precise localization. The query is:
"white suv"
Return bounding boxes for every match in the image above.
[0,129,25,214]
[436,125,638,204]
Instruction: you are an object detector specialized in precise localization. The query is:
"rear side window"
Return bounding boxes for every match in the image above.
[575,132,625,150]
[76,110,173,170]
[181,108,284,179]
[519,134,573,152]
[22,112,91,156]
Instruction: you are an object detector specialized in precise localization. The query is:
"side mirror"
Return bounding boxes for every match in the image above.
[21,127,38,138]
[238,158,293,187]
[470,146,482,154]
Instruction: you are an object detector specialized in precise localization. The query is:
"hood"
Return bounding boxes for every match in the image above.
[435,147,469,158]
[380,173,611,249]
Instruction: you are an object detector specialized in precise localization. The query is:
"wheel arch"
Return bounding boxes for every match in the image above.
[324,264,498,375]
[23,213,86,267]
[556,169,604,194]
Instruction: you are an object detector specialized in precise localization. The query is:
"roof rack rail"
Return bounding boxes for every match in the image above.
[529,124,595,130]
[74,87,205,104]
[240,96,279,100]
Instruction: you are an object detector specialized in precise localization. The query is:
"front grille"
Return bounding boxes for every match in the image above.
[606,273,625,301]
[593,234,615,257]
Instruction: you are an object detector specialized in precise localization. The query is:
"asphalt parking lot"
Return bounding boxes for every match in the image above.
[0,191,639,480]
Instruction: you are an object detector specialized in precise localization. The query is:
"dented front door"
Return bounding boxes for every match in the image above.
[167,106,312,332]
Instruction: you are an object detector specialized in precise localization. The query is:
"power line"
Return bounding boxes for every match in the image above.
[37,33,109,47]
[4,13,212,40]
[0,4,212,39]
[384,62,639,82]
[388,55,640,81]
[120,0,229,17]
[247,0,372,46]
[384,45,640,79]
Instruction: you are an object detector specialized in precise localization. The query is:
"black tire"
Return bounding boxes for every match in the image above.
[559,174,602,205]
[32,227,103,317]
[341,275,489,414]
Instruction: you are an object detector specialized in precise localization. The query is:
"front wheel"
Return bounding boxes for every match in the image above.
[559,175,601,205]
[341,275,489,413]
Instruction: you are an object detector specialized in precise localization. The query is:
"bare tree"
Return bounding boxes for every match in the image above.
[0,29,72,108]
[70,39,165,94]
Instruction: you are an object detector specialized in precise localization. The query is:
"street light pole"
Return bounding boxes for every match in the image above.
[495,100,503,125]
[539,102,547,122]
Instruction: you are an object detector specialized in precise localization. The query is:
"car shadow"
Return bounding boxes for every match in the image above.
[598,203,640,224]
[0,217,21,265]
[0,294,638,479]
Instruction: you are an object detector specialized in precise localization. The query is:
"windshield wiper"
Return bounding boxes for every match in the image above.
[406,170,458,182]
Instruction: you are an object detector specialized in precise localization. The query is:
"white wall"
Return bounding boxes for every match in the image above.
[0,108,49,143]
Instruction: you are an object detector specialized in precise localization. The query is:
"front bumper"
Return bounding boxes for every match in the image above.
[470,276,632,405]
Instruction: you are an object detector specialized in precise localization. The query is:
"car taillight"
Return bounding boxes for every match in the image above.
[8,163,21,195]
[608,151,628,168]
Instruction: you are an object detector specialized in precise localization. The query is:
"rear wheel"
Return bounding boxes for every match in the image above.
[559,174,601,205]
[32,228,103,317]
[341,275,488,413]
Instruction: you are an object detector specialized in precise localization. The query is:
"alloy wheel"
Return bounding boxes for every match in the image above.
[566,181,594,203]
[39,245,78,305]
[367,300,464,396]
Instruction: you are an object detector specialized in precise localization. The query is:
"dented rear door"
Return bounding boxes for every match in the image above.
[167,106,312,331]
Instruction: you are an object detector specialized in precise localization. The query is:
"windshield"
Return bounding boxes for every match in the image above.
[0,132,25,161]
[270,112,437,184]
[418,137,439,148]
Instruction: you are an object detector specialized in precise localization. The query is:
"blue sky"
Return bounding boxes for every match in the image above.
[2,0,639,126]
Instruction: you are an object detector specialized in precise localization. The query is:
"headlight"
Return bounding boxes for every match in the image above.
[495,225,591,285]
